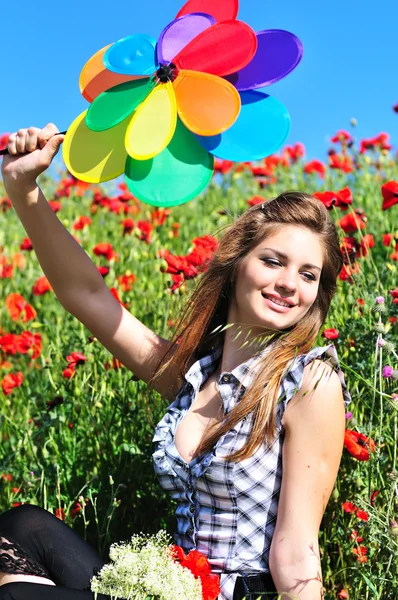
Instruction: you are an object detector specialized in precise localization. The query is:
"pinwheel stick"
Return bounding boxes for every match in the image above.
[0,131,68,156]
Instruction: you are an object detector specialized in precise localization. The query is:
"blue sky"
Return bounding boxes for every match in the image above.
[1,0,397,165]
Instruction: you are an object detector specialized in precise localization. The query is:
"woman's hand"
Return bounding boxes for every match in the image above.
[1,123,65,194]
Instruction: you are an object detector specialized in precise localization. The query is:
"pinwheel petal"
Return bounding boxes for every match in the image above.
[196,90,290,161]
[79,44,145,102]
[104,34,157,76]
[157,13,215,64]
[173,21,257,77]
[174,69,240,135]
[176,0,239,23]
[86,78,156,132]
[226,29,304,91]
[125,82,177,160]
[125,117,214,207]
[62,110,128,183]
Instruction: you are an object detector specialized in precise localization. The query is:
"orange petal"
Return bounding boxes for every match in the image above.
[79,44,145,102]
[173,69,240,136]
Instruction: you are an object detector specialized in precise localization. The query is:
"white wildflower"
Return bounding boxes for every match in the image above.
[91,531,202,600]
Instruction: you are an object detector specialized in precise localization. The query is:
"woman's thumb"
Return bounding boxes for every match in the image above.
[41,134,65,164]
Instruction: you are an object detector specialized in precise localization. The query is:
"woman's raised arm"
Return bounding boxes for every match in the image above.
[1,124,182,401]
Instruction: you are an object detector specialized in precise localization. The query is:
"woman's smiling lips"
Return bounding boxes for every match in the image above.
[262,293,296,312]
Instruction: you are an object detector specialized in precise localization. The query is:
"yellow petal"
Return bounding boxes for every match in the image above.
[125,82,177,160]
[63,110,129,183]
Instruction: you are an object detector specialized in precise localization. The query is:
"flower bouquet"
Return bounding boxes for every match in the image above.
[90,530,220,600]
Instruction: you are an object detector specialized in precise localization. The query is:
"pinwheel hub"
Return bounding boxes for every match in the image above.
[156,62,178,83]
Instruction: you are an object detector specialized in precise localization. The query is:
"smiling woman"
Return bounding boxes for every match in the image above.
[0,142,351,600]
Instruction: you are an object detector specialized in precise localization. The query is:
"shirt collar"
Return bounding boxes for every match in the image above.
[184,341,274,392]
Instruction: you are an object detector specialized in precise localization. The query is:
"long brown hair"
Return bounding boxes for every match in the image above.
[151,192,343,461]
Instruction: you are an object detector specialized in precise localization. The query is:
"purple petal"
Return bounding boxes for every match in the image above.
[157,13,216,65]
[225,29,303,91]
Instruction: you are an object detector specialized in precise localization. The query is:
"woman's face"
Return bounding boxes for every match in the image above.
[229,225,324,335]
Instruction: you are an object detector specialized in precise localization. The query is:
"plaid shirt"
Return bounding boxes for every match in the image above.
[152,343,351,600]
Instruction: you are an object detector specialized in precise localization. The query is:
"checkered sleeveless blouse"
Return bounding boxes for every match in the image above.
[152,343,351,600]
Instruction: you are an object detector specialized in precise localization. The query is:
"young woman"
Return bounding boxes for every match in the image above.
[0,124,351,600]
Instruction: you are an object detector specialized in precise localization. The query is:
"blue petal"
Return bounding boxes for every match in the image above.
[104,34,158,76]
[196,90,291,162]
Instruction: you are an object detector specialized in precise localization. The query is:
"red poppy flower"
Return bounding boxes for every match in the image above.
[356,509,369,522]
[32,276,53,295]
[71,501,83,518]
[5,293,37,323]
[322,328,339,340]
[342,501,357,514]
[98,266,110,278]
[391,243,398,261]
[247,195,264,207]
[55,508,66,521]
[20,238,33,251]
[335,187,353,209]
[93,243,118,261]
[137,221,154,244]
[390,288,398,304]
[338,588,349,599]
[382,233,394,246]
[285,142,305,163]
[360,132,391,153]
[0,133,10,151]
[116,273,136,292]
[1,372,24,396]
[48,201,62,213]
[360,234,375,257]
[350,530,364,543]
[121,218,135,235]
[151,209,171,226]
[338,210,367,233]
[214,158,234,175]
[329,154,354,173]
[381,181,398,211]
[73,216,92,230]
[352,545,367,562]
[66,352,87,369]
[344,430,376,461]
[303,159,326,178]
[331,130,351,144]
[17,331,42,359]
[339,262,360,283]
[313,190,337,210]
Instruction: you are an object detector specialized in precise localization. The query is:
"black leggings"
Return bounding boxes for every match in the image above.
[0,504,277,599]
[0,504,107,599]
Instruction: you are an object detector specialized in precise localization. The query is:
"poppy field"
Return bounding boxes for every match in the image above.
[0,123,397,599]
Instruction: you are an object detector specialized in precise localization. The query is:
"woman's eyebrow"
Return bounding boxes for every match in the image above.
[260,247,322,272]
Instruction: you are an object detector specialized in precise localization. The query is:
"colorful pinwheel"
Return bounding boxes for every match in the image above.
[62,0,303,207]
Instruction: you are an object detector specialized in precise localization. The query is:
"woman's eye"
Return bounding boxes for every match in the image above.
[262,258,280,267]
[302,272,316,282]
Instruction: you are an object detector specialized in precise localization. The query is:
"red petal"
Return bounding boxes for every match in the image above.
[381,180,398,211]
[176,0,238,23]
[173,21,257,77]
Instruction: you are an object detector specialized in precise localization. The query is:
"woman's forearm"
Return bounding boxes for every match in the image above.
[6,183,107,310]
[269,541,324,600]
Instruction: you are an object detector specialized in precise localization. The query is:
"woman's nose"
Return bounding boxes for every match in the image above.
[276,270,297,292]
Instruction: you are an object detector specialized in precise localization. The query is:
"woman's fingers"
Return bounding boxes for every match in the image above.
[37,123,61,150]
[7,124,61,156]
[15,129,27,154]
[7,132,17,155]
[26,127,41,152]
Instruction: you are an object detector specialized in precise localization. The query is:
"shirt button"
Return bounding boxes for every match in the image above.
[221,374,231,384]
[189,504,195,513]
[187,527,194,536]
